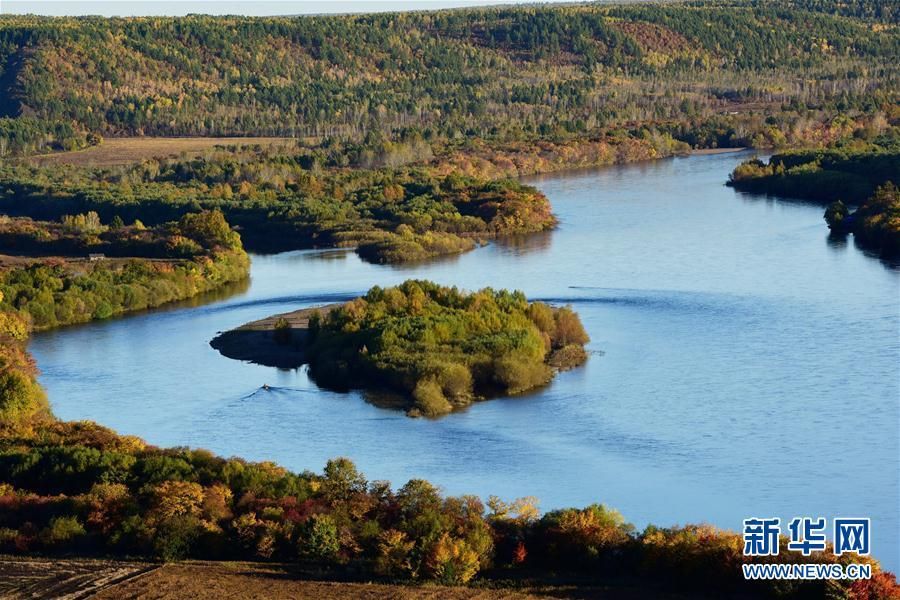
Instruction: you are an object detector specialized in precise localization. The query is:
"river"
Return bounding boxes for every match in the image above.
[30,152,900,570]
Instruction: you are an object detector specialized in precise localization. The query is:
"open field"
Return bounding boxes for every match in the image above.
[26,137,297,168]
[0,557,156,600]
[0,559,703,600]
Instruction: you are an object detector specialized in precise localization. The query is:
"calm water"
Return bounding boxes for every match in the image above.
[31,152,900,570]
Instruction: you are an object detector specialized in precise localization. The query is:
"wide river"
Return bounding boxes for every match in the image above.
[31,152,900,570]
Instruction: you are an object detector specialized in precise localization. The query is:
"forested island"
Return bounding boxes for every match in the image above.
[213,281,589,417]
[1,0,899,596]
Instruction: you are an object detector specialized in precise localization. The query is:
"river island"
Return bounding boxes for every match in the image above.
[211,280,589,416]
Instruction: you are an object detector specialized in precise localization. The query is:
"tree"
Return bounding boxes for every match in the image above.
[299,514,340,561]
[178,210,240,251]
[824,200,849,230]
[322,457,367,503]
[427,533,480,585]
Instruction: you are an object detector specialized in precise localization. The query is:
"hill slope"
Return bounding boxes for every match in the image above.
[0,1,897,154]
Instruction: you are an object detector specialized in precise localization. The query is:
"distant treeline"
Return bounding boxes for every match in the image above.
[0,0,897,154]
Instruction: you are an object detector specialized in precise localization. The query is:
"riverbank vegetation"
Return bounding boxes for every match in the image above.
[0,209,239,259]
[728,137,900,258]
[846,182,900,258]
[0,210,248,432]
[304,281,589,416]
[0,210,249,329]
[0,141,570,262]
[728,138,899,204]
[0,425,895,597]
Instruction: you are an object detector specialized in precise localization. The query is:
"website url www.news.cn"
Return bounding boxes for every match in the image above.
[743,563,872,581]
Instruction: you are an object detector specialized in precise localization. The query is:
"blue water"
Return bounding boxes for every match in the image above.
[31,152,900,570]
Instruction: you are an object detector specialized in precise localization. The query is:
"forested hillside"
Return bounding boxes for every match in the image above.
[0,0,897,155]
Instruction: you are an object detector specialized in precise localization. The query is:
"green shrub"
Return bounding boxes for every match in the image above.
[40,516,86,547]
[0,370,49,423]
[300,514,340,561]
[413,378,453,417]
[493,355,552,394]
[152,515,202,561]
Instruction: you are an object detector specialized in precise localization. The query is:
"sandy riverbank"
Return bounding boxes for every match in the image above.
[689,147,749,155]
[210,304,340,369]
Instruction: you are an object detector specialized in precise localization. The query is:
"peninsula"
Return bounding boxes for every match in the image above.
[210,304,340,369]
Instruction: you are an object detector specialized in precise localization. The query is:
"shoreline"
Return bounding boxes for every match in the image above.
[209,303,341,369]
[689,147,749,155]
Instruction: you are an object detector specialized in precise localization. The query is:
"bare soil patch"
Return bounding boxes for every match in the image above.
[0,556,156,600]
[88,562,698,600]
[90,563,537,600]
[0,558,701,599]
[26,137,296,168]
[210,304,341,369]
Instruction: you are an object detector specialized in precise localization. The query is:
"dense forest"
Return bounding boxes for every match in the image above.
[0,1,897,155]
[729,137,900,257]
[306,281,589,417]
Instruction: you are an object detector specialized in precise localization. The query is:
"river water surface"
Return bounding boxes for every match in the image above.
[31,152,900,570]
